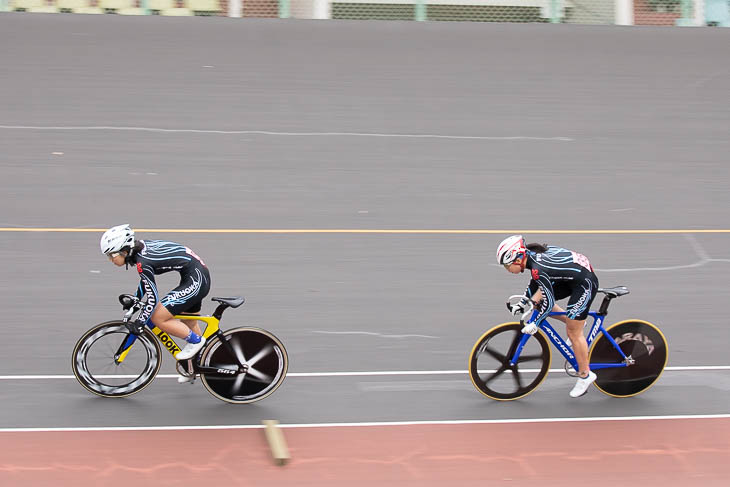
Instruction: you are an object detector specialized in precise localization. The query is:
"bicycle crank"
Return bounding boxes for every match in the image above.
[176,359,195,378]
[564,360,580,377]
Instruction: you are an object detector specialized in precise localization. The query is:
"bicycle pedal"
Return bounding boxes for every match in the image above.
[177,374,197,384]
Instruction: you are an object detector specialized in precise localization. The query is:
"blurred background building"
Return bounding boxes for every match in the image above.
[2,0,729,26]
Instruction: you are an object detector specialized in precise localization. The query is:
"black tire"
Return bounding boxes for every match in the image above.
[199,327,288,404]
[469,322,551,401]
[589,320,668,398]
[72,321,161,398]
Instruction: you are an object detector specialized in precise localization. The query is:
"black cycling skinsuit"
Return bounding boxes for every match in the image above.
[129,240,211,328]
[523,246,599,323]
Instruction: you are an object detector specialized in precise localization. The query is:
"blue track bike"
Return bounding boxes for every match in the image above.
[469,286,668,400]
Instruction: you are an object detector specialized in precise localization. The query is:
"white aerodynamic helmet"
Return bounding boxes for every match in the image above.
[496,235,526,266]
[100,224,135,255]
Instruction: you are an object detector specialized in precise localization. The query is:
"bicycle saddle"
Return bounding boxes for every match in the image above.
[597,286,629,298]
[212,297,245,308]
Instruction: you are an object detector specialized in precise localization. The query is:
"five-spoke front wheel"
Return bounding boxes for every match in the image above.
[469,322,551,400]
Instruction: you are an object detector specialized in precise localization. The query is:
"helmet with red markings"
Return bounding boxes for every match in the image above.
[496,235,526,266]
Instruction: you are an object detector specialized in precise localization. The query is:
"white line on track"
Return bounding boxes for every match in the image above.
[312,330,439,339]
[595,234,730,272]
[1,365,728,380]
[596,258,730,272]
[0,125,574,141]
[1,414,729,433]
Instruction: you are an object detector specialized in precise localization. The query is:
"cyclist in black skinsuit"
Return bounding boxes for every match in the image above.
[100,225,211,365]
[496,235,599,398]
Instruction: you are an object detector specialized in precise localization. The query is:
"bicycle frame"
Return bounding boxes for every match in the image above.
[113,313,246,377]
[510,309,630,372]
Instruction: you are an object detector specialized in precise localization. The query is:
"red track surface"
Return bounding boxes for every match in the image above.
[2,418,728,487]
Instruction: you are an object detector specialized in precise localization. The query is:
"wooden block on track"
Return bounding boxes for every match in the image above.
[262,419,290,466]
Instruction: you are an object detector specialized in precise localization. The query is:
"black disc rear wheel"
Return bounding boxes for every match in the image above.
[589,320,668,397]
[200,327,288,404]
[469,322,551,401]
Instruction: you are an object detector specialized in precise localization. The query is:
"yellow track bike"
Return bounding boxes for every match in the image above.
[72,294,288,404]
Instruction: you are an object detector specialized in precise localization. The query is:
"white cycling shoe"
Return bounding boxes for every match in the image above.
[569,371,597,398]
[176,336,206,361]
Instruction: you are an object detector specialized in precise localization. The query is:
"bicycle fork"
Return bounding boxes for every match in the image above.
[508,333,532,367]
[114,333,138,364]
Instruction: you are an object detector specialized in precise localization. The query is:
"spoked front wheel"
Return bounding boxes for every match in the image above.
[199,327,288,404]
[589,320,668,397]
[469,322,551,401]
[72,321,162,398]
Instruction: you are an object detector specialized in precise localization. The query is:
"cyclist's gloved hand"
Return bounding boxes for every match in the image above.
[521,322,538,335]
[510,296,532,316]
[125,320,145,335]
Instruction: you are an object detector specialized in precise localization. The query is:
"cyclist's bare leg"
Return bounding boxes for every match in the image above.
[566,317,590,377]
[179,313,202,336]
[151,305,195,339]
[531,294,585,369]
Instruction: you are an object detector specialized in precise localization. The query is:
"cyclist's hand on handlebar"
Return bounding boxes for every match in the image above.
[510,296,532,316]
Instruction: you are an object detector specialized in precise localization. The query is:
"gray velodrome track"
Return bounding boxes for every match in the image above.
[1,14,729,428]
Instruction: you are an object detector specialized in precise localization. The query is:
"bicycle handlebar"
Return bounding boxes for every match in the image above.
[118,294,142,322]
[506,294,535,323]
